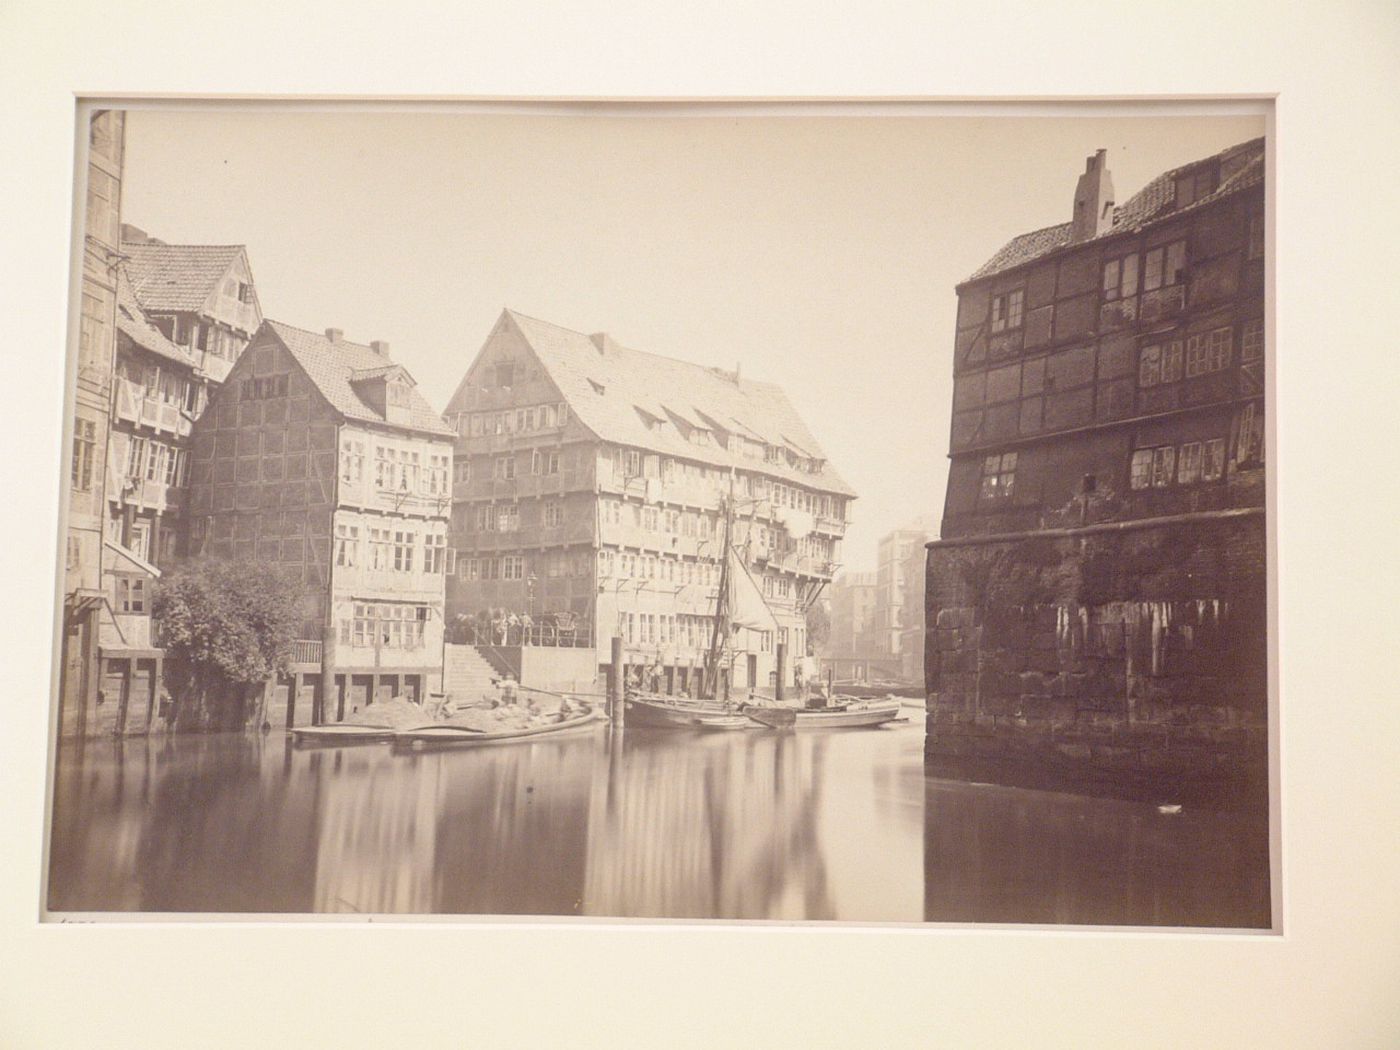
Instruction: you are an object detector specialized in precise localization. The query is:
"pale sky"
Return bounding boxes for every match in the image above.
[120,107,1263,572]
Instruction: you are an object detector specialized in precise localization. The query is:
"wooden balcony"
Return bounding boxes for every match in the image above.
[291,639,323,666]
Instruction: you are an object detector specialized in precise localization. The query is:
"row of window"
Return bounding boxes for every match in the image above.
[239,374,289,401]
[457,402,571,438]
[334,525,451,574]
[601,550,722,587]
[1104,239,1188,303]
[489,447,562,480]
[119,360,202,415]
[1129,439,1228,489]
[127,437,191,488]
[340,437,450,497]
[150,315,243,363]
[342,603,430,649]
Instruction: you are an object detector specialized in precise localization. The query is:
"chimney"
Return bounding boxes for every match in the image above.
[325,328,343,343]
[369,340,391,359]
[120,223,150,245]
[1070,149,1115,243]
[589,332,612,355]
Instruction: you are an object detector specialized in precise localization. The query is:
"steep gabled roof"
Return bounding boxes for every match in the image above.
[122,242,249,313]
[263,321,456,437]
[965,137,1265,285]
[500,310,856,497]
[114,266,197,369]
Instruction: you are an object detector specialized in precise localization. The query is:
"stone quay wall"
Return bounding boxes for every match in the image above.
[923,511,1268,803]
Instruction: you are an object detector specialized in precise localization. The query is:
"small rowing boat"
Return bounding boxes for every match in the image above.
[394,708,606,749]
[744,695,903,729]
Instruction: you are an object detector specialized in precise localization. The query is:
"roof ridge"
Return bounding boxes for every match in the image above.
[509,307,763,385]
[266,317,376,352]
[122,241,246,250]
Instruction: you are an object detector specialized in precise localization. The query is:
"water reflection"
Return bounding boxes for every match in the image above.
[45,724,1268,926]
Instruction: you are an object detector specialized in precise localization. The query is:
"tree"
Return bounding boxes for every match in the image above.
[805,600,832,653]
[154,559,302,730]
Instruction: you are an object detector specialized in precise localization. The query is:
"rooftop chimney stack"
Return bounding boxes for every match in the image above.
[1070,149,1115,243]
[369,340,391,359]
[589,332,612,355]
[325,328,343,343]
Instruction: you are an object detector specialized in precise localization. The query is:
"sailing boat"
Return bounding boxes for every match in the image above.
[623,487,768,731]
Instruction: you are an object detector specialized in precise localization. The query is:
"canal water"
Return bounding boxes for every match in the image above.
[45,720,1271,927]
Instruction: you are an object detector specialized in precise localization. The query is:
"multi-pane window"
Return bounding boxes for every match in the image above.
[1241,318,1265,363]
[991,289,1024,333]
[1102,254,1140,301]
[145,442,167,483]
[71,418,96,491]
[502,555,525,580]
[424,534,446,573]
[426,453,450,495]
[1139,341,1184,387]
[544,502,564,527]
[1237,403,1265,465]
[643,507,659,531]
[335,524,359,567]
[164,447,181,487]
[369,527,392,570]
[341,437,365,484]
[1177,441,1204,484]
[116,576,147,614]
[1142,240,1187,292]
[1203,438,1226,481]
[494,455,516,480]
[126,437,146,480]
[496,504,519,532]
[458,556,478,580]
[979,452,1017,501]
[392,530,415,572]
[454,458,472,484]
[1185,326,1233,378]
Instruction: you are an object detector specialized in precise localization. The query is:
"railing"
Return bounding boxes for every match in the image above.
[291,639,323,665]
[450,623,593,648]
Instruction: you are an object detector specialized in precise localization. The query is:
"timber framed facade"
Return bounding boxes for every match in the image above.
[442,309,856,695]
[187,322,455,726]
[926,139,1268,798]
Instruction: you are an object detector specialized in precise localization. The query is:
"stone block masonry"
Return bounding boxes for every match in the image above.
[924,512,1267,805]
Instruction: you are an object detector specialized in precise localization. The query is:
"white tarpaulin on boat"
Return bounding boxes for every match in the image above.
[728,548,779,633]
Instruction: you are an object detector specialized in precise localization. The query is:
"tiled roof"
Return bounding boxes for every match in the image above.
[965,138,1265,284]
[264,321,456,437]
[114,267,197,368]
[122,242,247,313]
[501,310,857,498]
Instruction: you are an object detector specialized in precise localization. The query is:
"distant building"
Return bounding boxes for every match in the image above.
[874,518,936,681]
[442,309,855,694]
[188,322,456,724]
[822,571,890,683]
[59,109,125,737]
[926,139,1267,781]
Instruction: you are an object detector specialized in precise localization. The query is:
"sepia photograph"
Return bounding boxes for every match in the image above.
[42,101,1276,927]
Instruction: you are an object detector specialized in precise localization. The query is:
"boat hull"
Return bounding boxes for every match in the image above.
[745,698,903,729]
[393,710,605,749]
[290,724,403,746]
[624,694,748,729]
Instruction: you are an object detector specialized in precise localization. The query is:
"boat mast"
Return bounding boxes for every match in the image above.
[703,473,737,700]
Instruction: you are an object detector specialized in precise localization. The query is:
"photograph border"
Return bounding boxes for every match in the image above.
[5,2,1398,1046]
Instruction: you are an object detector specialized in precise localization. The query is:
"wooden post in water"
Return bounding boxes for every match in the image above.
[609,635,625,727]
[775,641,787,705]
